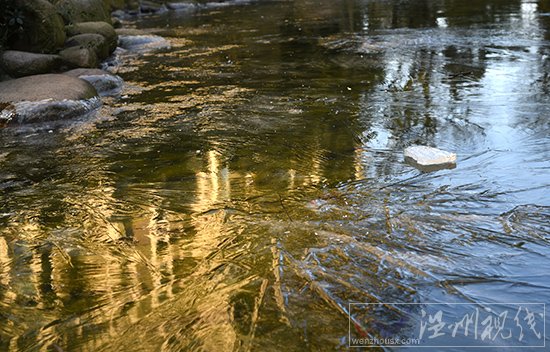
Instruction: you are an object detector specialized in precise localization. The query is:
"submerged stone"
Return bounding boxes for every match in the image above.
[404,145,457,171]
[0,74,100,125]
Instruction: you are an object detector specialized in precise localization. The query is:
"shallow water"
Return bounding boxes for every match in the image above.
[1,0,550,350]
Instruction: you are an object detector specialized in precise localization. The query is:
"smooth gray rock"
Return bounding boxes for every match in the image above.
[166,2,196,10]
[0,51,64,77]
[63,68,123,96]
[0,74,100,125]
[65,22,118,54]
[118,35,171,52]
[59,46,99,68]
[404,145,457,171]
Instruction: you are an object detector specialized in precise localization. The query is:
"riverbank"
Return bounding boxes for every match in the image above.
[0,0,246,126]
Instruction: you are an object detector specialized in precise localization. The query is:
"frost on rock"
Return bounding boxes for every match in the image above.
[404,145,457,171]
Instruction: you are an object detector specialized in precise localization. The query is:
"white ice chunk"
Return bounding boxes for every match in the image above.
[404,145,456,166]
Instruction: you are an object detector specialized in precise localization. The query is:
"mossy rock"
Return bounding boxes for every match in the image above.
[65,21,118,54]
[59,46,98,68]
[0,50,64,77]
[65,33,110,60]
[10,0,66,53]
[54,0,112,25]
[103,0,125,11]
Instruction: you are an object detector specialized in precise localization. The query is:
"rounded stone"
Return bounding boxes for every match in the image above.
[59,46,99,68]
[118,35,171,52]
[65,21,118,54]
[0,74,100,125]
[65,33,110,60]
[0,51,64,77]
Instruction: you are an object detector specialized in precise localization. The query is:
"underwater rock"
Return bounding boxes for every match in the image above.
[404,145,457,171]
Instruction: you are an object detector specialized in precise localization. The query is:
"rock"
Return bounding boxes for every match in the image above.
[0,51,64,77]
[166,2,196,11]
[118,35,171,52]
[0,67,11,82]
[0,74,100,125]
[65,33,110,60]
[59,46,99,68]
[9,0,66,53]
[63,68,123,96]
[65,22,118,54]
[115,28,148,36]
[404,145,457,171]
[54,0,111,25]
[112,17,123,29]
[103,0,125,11]
[140,0,166,13]
[111,10,126,18]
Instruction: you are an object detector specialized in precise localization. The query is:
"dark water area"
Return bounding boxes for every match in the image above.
[1,0,550,350]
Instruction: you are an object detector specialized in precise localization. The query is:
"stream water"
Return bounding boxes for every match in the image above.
[1,0,549,350]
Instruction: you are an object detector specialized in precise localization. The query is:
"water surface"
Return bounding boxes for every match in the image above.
[1,0,549,350]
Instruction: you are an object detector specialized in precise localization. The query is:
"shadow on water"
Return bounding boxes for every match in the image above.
[1,0,549,350]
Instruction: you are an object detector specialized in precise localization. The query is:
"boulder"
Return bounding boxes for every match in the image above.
[59,46,99,68]
[404,145,457,171]
[103,0,126,11]
[140,0,166,13]
[63,68,123,96]
[65,33,110,60]
[0,51,64,77]
[0,74,100,125]
[54,0,111,25]
[65,21,118,54]
[10,0,66,53]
